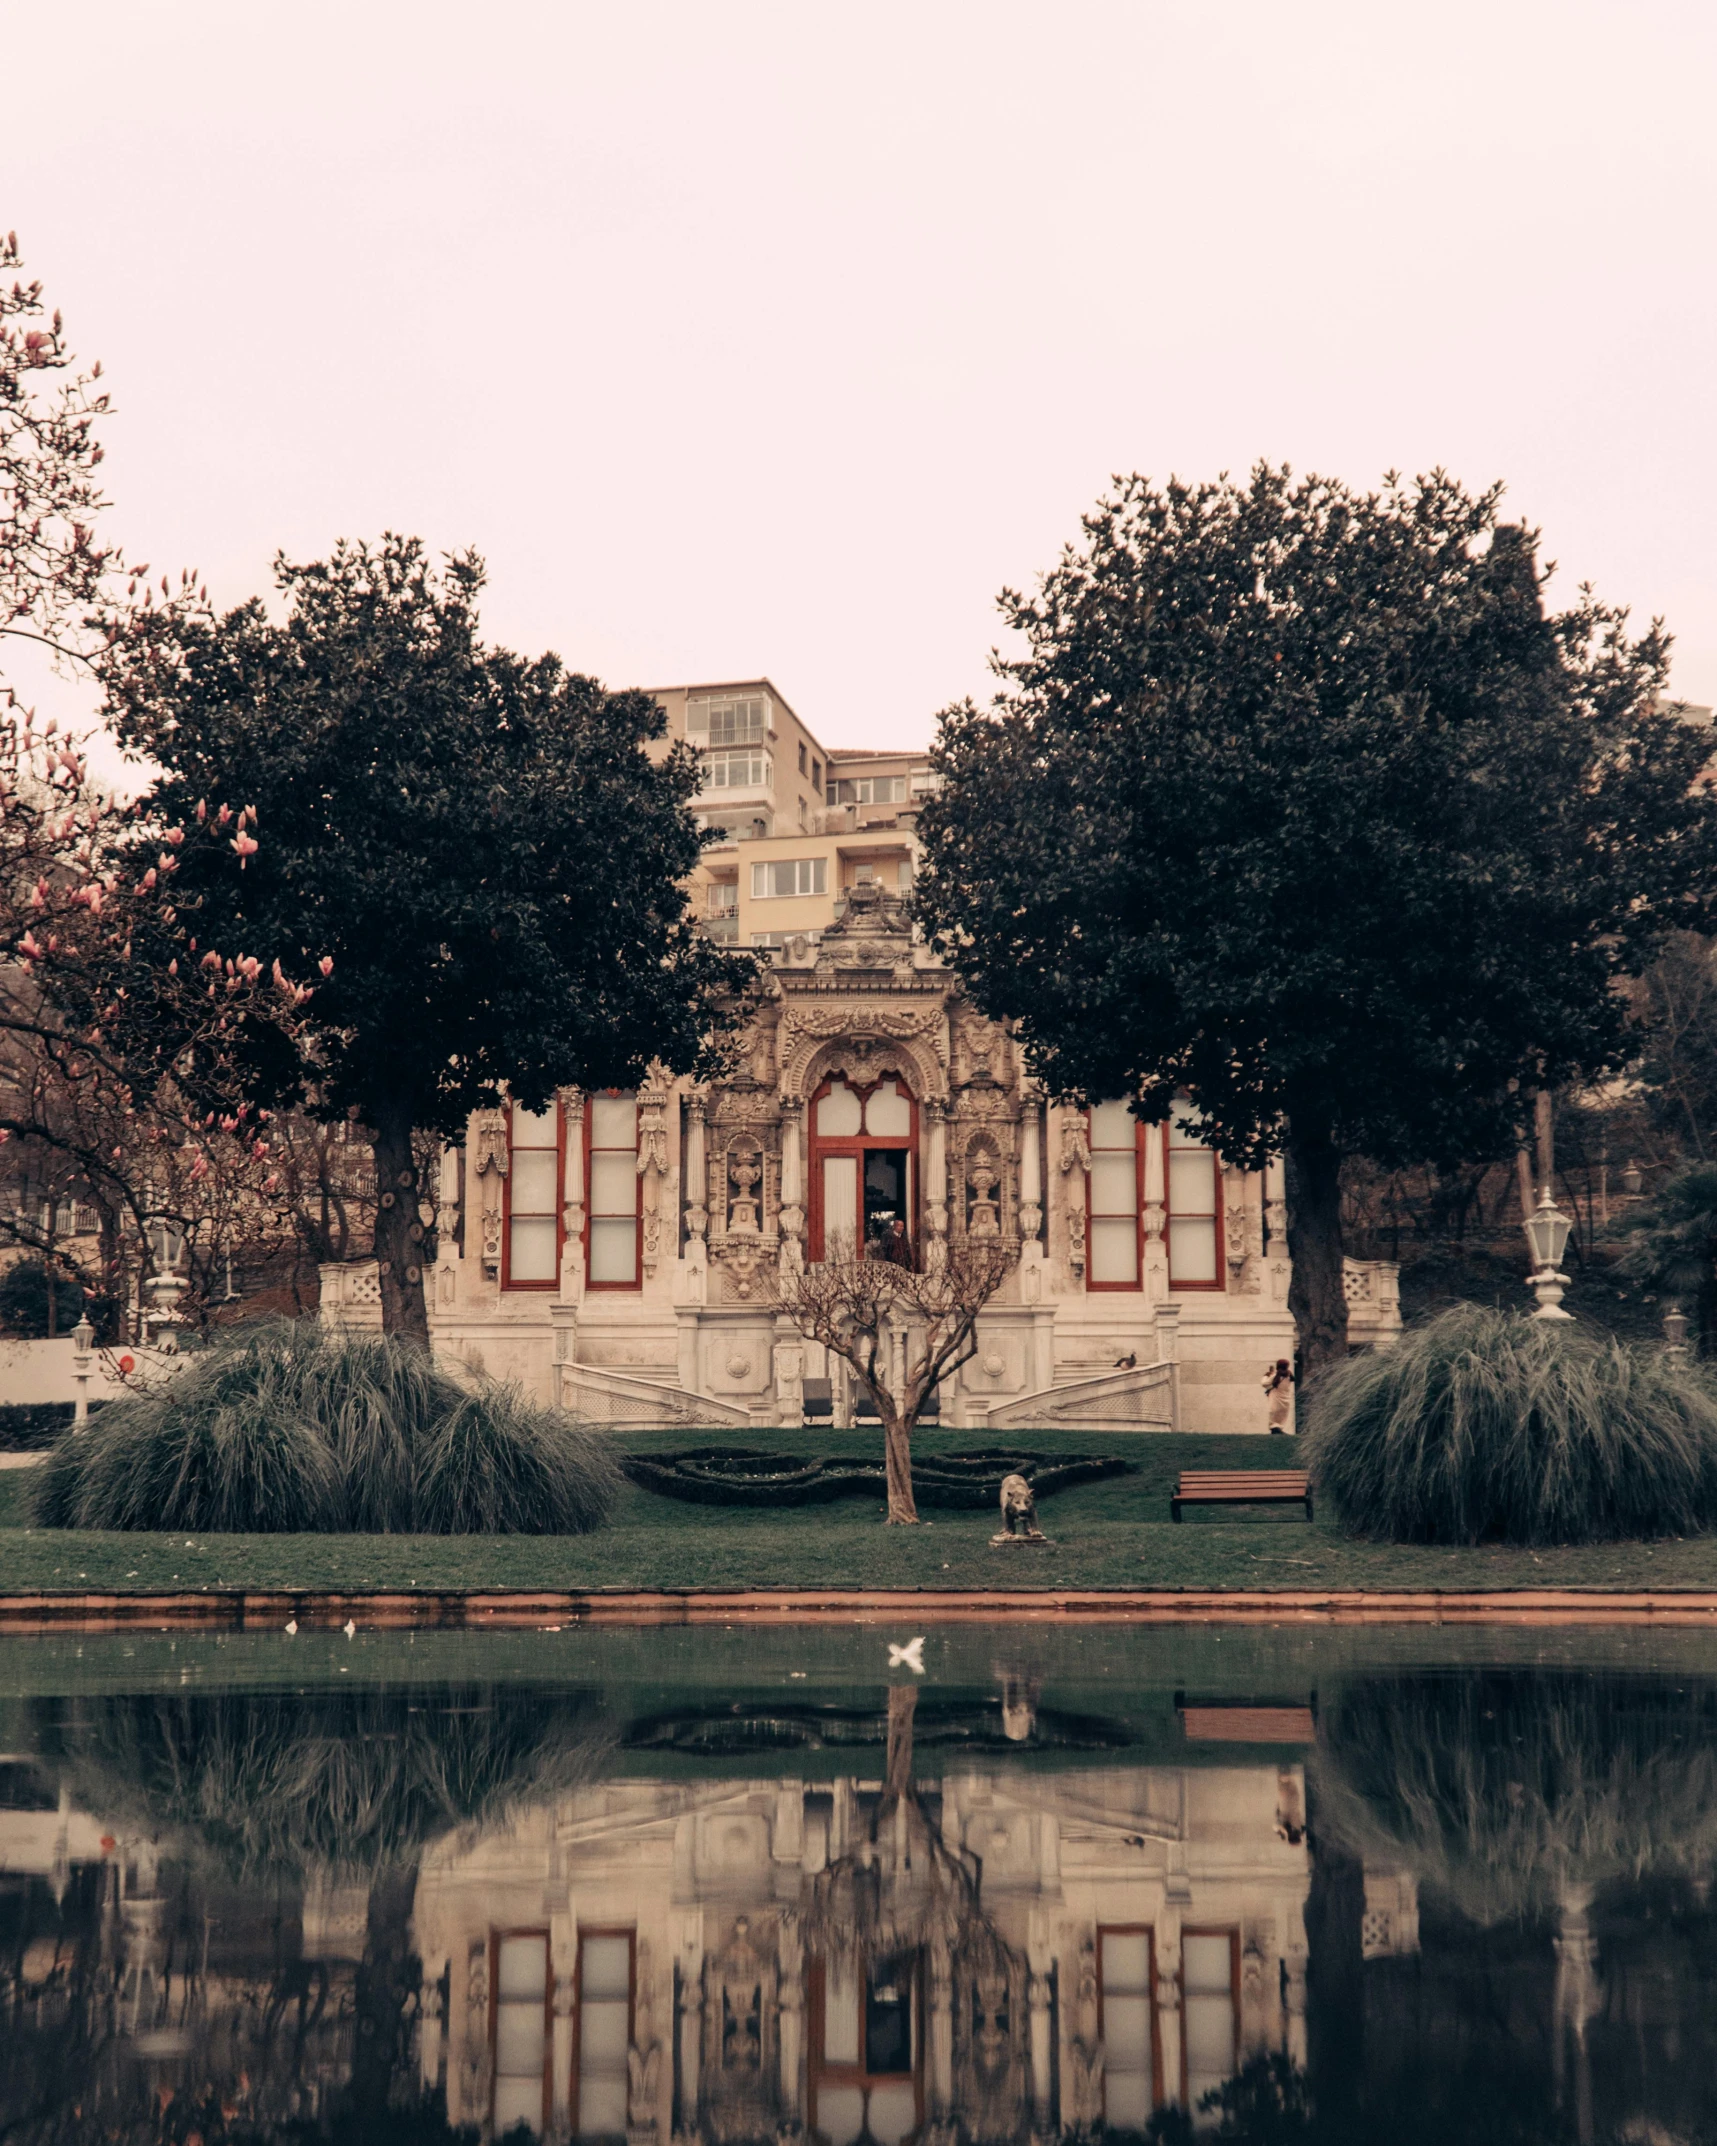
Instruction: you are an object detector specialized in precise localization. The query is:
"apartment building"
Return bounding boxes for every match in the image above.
[321,681,1399,1431]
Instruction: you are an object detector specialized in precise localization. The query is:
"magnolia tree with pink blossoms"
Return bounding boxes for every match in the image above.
[0,236,317,1331]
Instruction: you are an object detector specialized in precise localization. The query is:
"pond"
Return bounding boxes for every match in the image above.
[5,1620,1717,2144]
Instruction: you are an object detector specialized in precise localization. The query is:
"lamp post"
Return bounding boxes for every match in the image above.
[1664,1305,1690,1359]
[71,1313,94,1427]
[1523,1188,1575,1320]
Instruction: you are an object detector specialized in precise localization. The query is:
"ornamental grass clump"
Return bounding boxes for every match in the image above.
[1303,1303,1717,1546]
[32,1318,622,1535]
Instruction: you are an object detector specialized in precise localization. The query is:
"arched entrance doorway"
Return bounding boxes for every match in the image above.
[807,1071,919,1262]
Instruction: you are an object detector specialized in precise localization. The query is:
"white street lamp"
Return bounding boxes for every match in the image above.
[1523,1189,1575,1320]
[71,1312,95,1427]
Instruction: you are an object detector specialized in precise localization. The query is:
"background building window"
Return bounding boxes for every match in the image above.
[1181,1930,1238,2116]
[1088,1101,1141,1287]
[574,1930,633,2141]
[587,1093,640,1287]
[506,1104,561,1287]
[686,694,767,746]
[832,773,907,805]
[492,1931,550,2137]
[1099,1927,1156,2128]
[703,748,772,792]
[1166,1109,1223,1287]
[752,857,827,898]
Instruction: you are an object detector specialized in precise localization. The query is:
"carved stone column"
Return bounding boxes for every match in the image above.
[1142,1109,1168,1301]
[1017,1087,1043,1301]
[682,1096,708,1306]
[1027,1918,1054,2129]
[639,1084,669,1282]
[778,1100,805,1278]
[1057,1107,1090,1284]
[560,1089,586,1301]
[472,1107,508,1278]
[676,1932,704,2130]
[552,1968,576,2135]
[777,1913,805,2129]
[1265,1154,1292,1309]
[924,1098,949,1265]
[772,1329,805,1430]
[928,1937,954,2117]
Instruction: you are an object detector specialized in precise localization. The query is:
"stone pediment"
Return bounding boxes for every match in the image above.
[807,879,919,981]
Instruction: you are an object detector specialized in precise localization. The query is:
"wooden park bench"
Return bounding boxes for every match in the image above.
[1170,1469,1313,1523]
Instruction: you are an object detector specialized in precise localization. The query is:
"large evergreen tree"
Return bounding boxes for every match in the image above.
[915,467,1717,1372]
[103,536,749,1341]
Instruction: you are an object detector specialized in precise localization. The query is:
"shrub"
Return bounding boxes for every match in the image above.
[46,1683,615,1874]
[31,1318,623,1535]
[1313,1668,1717,1927]
[1303,1302,1717,1545]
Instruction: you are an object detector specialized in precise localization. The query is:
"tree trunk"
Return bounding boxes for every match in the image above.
[879,1401,920,1524]
[370,1111,431,1347]
[1285,1120,1348,1381]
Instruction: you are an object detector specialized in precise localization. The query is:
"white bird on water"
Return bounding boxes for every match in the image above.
[887,1636,926,1674]
[344,1619,357,1639]
[284,1620,297,1636]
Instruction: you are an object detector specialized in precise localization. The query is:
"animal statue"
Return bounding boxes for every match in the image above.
[995,1471,1044,1543]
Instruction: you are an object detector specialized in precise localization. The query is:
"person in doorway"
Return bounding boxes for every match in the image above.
[1263,1358,1296,1434]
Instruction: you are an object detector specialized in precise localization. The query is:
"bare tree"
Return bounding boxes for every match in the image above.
[774,1235,1016,1524]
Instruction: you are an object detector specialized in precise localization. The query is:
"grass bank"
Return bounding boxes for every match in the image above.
[5,1427,1717,1595]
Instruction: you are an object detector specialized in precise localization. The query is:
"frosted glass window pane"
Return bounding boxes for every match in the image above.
[1090,1100,1136,1149]
[577,2075,628,2136]
[864,1080,911,1137]
[589,1152,638,1218]
[510,1217,558,1282]
[1183,1935,1232,1993]
[512,1105,557,1148]
[582,1936,631,2001]
[1101,1931,1151,1995]
[499,1936,548,1999]
[823,1157,859,1256]
[1169,1149,1217,1217]
[579,1998,629,2065]
[498,2005,547,2072]
[1090,1153,1138,1217]
[817,1081,863,1136]
[819,2086,865,2146]
[589,1095,637,1147]
[494,2075,542,2131]
[1090,1217,1138,1285]
[1103,1992,1152,2060]
[589,1218,636,1283]
[868,2083,918,2145]
[1106,2069,1153,2131]
[511,1149,559,1213]
[824,1963,861,2063]
[1170,1217,1219,1284]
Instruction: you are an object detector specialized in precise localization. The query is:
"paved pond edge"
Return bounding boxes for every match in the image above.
[6,1585,1717,1631]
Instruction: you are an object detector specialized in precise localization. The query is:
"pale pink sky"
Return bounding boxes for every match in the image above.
[6,0,1715,756]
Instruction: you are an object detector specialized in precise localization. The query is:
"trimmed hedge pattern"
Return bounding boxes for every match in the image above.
[622,1445,1132,1508]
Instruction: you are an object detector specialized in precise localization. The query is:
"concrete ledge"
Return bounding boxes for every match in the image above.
[4,1584,1717,1632]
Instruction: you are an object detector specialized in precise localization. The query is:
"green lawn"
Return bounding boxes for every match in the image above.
[4,1427,1717,1594]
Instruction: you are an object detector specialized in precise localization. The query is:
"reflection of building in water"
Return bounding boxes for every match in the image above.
[411,1761,1311,2141]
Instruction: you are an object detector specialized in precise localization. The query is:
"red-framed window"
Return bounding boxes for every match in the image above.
[1180,1928,1240,2113]
[807,1073,918,1263]
[572,1927,635,2141]
[1088,1101,1144,1289]
[1084,1100,1226,1293]
[490,1927,552,2137]
[1098,1925,1160,2127]
[586,1091,641,1291]
[809,1949,923,2146]
[503,1103,564,1290]
[1164,1111,1224,1289]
